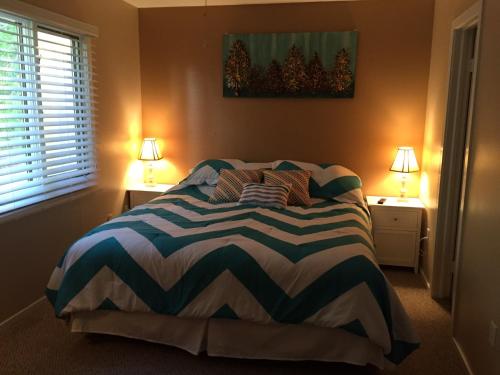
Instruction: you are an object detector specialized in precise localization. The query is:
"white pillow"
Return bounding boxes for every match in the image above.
[182,159,271,186]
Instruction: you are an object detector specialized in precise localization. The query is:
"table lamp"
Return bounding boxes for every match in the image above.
[390,146,419,200]
[139,138,162,186]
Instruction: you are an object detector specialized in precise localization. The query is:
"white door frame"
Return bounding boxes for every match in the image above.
[431,2,482,299]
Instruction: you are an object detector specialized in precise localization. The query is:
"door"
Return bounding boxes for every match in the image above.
[431,3,481,301]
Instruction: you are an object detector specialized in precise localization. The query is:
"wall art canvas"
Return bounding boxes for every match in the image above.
[223,31,358,98]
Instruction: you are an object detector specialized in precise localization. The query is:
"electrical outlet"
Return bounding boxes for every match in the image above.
[489,320,497,347]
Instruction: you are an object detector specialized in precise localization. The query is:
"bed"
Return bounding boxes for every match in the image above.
[46,160,419,369]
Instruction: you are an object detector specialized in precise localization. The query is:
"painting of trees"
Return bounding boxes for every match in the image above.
[224,39,251,96]
[330,48,354,96]
[306,52,328,95]
[222,32,357,98]
[282,45,307,95]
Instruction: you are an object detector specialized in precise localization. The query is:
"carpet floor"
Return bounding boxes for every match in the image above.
[0,269,467,375]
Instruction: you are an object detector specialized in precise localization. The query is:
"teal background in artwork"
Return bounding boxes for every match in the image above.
[223,31,358,74]
[222,31,358,98]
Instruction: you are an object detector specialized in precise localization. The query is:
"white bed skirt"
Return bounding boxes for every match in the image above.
[70,311,391,369]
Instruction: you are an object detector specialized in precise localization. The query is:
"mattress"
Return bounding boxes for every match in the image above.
[46,184,419,367]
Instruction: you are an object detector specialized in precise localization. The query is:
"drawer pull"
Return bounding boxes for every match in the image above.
[393,218,398,221]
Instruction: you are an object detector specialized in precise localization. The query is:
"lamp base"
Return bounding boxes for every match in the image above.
[144,162,156,186]
[399,174,408,201]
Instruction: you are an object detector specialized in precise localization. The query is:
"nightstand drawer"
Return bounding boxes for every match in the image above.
[373,230,417,267]
[371,207,419,231]
[130,190,162,208]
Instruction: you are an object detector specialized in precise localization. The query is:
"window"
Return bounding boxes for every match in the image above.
[0,11,95,215]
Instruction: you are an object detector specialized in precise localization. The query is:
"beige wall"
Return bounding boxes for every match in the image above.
[139,0,434,197]
[453,0,500,373]
[419,0,475,285]
[0,0,142,322]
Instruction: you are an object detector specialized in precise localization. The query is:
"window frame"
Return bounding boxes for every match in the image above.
[0,2,98,217]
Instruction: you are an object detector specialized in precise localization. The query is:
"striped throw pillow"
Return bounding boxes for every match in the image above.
[208,169,263,203]
[239,183,292,209]
[272,160,365,207]
[263,170,312,206]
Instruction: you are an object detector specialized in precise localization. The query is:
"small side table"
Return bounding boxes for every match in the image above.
[367,196,425,273]
[126,183,175,210]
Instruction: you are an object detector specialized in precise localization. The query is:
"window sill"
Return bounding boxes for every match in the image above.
[0,185,101,225]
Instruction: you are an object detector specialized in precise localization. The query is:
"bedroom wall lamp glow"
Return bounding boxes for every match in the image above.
[390,146,419,200]
[139,138,163,186]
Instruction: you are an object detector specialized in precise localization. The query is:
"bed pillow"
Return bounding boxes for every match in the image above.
[208,169,263,203]
[182,159,271,186]
[272,160,364,207]
[263,170,312,206]
[238,183,292,209]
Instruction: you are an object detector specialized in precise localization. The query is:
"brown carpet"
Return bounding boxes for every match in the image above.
[0,269,467,375]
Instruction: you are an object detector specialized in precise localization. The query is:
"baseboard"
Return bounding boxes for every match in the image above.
[420,268,431,289]
[0,296,46,329]
[453,337,475,375]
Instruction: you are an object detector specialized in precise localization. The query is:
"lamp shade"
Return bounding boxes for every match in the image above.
[139,138,162,161]
[390,146,419,173]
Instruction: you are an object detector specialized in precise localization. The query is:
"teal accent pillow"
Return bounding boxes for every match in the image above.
[272,160,365,207]
[182,159,271,186]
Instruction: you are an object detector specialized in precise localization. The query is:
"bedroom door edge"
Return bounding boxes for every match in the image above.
[431,1,482,301]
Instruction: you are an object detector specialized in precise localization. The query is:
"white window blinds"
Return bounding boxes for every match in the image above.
[0,11,96,215]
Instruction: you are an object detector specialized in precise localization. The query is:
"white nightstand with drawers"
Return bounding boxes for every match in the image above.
[367,196,424,273]
[126,183,175,210]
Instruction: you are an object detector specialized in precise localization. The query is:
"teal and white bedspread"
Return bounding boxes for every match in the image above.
[46,184,419,365]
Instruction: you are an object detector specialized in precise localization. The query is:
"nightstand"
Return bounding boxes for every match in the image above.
[367,196,424,273]
[126,183,175,210]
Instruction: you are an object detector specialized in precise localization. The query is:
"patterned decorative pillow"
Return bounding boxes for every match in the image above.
[263,170,312,206]
[208,169,263,203]
[182,159,271,186]
[238,183,292,209]
[272,160,365,207]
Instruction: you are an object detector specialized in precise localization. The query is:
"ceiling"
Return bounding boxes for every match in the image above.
[122,0,356,8]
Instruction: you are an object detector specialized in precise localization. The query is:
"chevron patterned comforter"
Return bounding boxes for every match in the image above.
[46,184,419,365]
